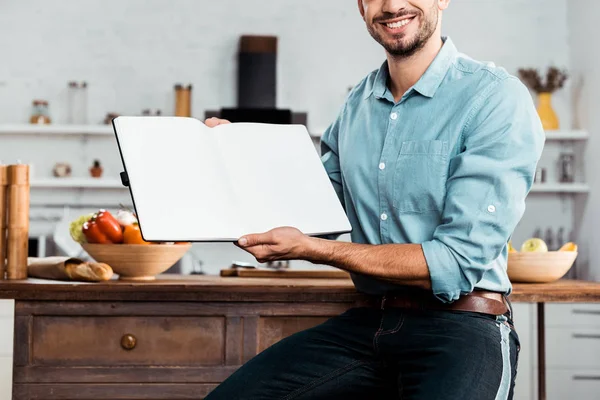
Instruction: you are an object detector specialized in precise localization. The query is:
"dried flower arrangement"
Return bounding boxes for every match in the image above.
[518,67,568,94]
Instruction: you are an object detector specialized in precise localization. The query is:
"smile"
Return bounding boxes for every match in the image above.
[379,15,417,32]
[386,18,413,29]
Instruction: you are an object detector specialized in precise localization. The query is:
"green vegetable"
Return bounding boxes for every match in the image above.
[69,214,94,244]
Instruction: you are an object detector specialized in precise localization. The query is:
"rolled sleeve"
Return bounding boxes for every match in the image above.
[422,77,545,303]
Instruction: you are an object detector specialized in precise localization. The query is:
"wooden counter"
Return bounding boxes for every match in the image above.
[1,276,599,400]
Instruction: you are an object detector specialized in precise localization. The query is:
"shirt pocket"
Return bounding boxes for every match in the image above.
[392,140,448,213]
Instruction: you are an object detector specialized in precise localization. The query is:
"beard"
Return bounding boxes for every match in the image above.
[367,4,439,58]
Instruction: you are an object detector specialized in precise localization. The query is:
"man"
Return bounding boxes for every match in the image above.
[205,0,544,399]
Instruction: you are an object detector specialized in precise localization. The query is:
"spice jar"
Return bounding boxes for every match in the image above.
[67,81,88,124]
[30,100,51,124]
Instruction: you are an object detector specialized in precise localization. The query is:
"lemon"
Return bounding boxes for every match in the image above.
[559,242,578,252]
[520,238,548,252]
[507,241,517,253]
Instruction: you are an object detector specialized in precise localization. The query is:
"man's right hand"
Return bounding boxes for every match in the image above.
[205,117,231,128]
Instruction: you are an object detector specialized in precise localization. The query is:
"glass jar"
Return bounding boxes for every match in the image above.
[67,81,88,124]
[30,100,51,124]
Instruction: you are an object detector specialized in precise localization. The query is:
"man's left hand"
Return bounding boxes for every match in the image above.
[236,227,314,263]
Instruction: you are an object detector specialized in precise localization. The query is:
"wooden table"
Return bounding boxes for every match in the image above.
[0,276,598,400]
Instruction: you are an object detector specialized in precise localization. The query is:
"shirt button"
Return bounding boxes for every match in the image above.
[379,163,386,170]
[488,205,496,213]
[381,213,388,221]
[390,112,398,120]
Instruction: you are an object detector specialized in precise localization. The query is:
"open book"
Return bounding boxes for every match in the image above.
[112,117,351,242]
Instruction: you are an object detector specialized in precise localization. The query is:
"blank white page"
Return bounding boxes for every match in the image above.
[214,123,351,236]
[114,117,246,241]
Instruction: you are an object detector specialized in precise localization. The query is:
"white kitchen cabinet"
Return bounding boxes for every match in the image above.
[0,300,13,400]
[513,303,535,400]
[0,357,12,399]
[546,369,600,400]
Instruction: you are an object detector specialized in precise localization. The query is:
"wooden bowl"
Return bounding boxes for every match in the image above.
[507,251,577,283]
[82,243,192,281]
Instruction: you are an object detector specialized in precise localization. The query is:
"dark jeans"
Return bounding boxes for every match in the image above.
[206,306,520,400]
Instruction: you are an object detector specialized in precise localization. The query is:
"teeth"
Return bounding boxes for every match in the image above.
[386,18,412,29]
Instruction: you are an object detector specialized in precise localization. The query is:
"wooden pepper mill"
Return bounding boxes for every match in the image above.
[6,164,30,280]
[0,165,8,280]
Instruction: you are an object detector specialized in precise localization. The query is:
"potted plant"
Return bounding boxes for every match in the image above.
[518,67,568,130]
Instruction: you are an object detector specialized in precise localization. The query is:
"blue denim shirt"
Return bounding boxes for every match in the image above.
[320,37,545,303]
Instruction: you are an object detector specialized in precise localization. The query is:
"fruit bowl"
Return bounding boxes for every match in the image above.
[507,251,577,283]
[81,243,192,281]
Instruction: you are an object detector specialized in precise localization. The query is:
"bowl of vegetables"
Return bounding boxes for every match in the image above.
[70,209,191,281]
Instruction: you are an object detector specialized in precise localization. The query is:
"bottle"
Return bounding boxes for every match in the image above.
[556,227,565,250]
[544,228,554,251]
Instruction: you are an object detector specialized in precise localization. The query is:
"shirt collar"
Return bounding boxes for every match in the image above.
[367,36,458,100]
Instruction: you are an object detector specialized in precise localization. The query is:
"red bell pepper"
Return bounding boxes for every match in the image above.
[94,210,124,243]
[82,220,112,244]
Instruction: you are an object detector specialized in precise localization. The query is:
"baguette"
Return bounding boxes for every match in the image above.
[65,259,113,281]
[27,257,113,282]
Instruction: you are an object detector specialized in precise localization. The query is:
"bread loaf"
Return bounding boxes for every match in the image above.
[65,259,113,281]
[27,257,113,282]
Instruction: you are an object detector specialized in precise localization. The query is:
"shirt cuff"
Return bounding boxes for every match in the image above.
[421,240,465,303]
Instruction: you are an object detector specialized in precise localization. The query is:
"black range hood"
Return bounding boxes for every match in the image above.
[206,35,306,126]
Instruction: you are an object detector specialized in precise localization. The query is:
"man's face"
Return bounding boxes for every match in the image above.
[359,0,447,58]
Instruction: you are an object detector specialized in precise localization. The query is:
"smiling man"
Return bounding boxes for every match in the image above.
[205,1,544,399]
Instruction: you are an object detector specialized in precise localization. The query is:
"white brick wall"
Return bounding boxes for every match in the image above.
[0,0,572,130]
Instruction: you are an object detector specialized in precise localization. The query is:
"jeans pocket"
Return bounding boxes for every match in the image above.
[392,140,448,213]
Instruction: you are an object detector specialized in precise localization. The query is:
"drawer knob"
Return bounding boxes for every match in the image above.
[121,334,137,350]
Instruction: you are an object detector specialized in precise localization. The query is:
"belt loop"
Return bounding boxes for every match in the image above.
[381,296,387,310]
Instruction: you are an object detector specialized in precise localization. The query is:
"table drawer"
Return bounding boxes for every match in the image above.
[546,327,600,369]
[547,369,600,400]
[546,304,600,328]
[32,316,225,366]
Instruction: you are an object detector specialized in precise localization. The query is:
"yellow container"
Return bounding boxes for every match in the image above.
[537,92,559,130]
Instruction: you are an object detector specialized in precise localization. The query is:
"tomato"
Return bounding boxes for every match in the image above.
[123,224,150,245]
[82,220,111,244]
[93,210,124,244]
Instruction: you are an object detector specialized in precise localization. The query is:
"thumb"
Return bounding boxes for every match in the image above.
[237,233,269,248]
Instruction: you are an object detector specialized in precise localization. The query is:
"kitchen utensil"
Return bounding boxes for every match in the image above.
[6,164,29,280]
[220,268,350,279]
[0,165,7,279]
[81,243,191,281]
[507,251,577,283]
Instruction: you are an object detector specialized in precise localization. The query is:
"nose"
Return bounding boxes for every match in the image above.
[382,0,409,14]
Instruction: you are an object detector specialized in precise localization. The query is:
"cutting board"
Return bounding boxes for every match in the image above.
[220,268,351,279]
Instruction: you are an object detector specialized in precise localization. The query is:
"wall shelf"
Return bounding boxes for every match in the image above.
[0,124,113,136]
[30,178,125,189]
[530,183,590,193]
[544,130,589,141]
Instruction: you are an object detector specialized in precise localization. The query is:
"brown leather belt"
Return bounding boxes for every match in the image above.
[356,290,509,316]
